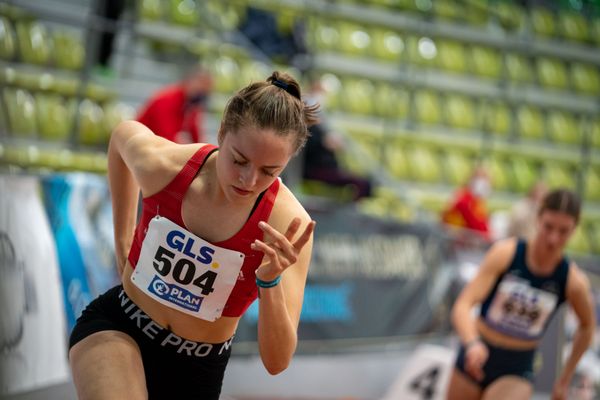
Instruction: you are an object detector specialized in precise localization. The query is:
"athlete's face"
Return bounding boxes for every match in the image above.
[217,126,294,202]
[535,210,577,253]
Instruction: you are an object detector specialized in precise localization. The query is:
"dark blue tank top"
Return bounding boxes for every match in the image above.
[480,239,569,341]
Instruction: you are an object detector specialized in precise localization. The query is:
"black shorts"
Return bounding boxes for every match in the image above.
[69,285,232,400]
[454,338,535,389]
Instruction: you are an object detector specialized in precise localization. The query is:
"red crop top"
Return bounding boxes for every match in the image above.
[127,144,280,317]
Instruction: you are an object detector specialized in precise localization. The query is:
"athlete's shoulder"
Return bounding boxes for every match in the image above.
[480,237,519,273]
[567,262,591,291]
[488,237,519,255]
[270,180,311,225]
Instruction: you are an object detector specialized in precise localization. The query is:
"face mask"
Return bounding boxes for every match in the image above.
[470,177,491,198]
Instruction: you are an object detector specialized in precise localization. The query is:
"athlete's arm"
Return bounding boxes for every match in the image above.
[552,264,596,400]
[451,238,515,343]
[107,120,197,276]
[251,188,315,374]
[450,238,515,380]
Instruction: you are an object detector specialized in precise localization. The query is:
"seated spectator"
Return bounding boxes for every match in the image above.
[441,165,492,242]
[136,66,213,144]
[301,80,373,202]
[507,180,547,240]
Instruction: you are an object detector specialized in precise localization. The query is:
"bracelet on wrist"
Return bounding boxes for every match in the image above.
[256,275,281,288]
[465,338,482,350]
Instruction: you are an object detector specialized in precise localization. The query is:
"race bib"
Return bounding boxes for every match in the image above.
[131,216,244,321]
[486,275,558,339]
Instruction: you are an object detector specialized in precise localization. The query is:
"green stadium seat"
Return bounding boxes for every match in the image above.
[470,45,502,79]
[481,100,512,136]
[406,145,442,183]
[300,179,355,203]
[371,28,405,61]
[384,141,410,180]
[53,29,84,70]
[445,93,476,130]
[140,0,163,21]
[530,7,556,37]
[592,119,600,148]
[397,0,432,13]
[344,78,375,116]
[407,35,438,67]
[78,99,106,147]
[318,72,343,112]
[35,93,74,142]
[432,0,462,21]
[103,101,135,134]
[436,40,468,74]
[0,91,7,132]
[558,11,589,42]
[537,57,569,90]
[308,18,340,52]
[375,83,410,119]
[4,88,37,137]
[544,162,575,189]
[547,109,580,144]
[16,21,53,65]
[511,157,539,194]
[414,89,441,125]
[339,22,371,57]
[463,0,489,26]
[584,167,600,201]
[592,17,600,45]
[169,0,199,26]
[517,105,544,140]
[239,59,270,87]
[206,1,243,31]
[275,9,297,35]
[210,56,241,94]
[505,53,534,83]
[567,225,591,254]
[570,63,600,95]
[0,16,16,60]
[444,150,473,186]
[494,2,526,31]
[488,156,511,191]
[343,131,381,174]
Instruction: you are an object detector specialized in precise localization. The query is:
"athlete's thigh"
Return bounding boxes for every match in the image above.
[69,330,147,400]
[446,369,482,400]
[482,376,533,400]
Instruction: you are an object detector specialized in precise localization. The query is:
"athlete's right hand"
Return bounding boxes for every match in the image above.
[464,340,488,382]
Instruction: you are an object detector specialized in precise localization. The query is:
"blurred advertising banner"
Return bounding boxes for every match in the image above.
[41,173,119,333]
[238,203,454,345]
[0,175,69,395]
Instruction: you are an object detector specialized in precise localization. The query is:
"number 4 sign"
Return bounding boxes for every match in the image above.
[381,344,456,400]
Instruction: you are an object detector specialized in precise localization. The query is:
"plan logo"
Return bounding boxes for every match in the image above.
[148,275,203,312]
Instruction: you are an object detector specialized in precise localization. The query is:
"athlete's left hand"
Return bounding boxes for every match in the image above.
[551,377,570,400]
[251,218,316,282]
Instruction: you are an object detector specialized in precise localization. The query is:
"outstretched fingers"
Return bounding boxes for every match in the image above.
[293,220,316,252]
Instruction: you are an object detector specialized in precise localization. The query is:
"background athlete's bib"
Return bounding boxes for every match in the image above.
[486,274,558,339]
[131,216,244,321]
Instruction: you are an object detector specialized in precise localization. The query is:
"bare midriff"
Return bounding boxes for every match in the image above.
[122,262,240,343]
[476,318,539,351]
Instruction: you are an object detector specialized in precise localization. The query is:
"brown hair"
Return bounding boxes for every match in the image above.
[538,188,581,224]
[219,71,319,154]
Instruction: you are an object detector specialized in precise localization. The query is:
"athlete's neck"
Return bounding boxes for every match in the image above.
[527,238,563,275]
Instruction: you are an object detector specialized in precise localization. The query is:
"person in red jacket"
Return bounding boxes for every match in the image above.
[136,66,213,144]
[442,165,492,242]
